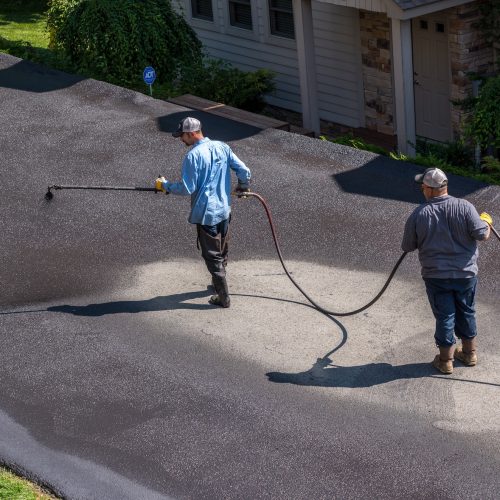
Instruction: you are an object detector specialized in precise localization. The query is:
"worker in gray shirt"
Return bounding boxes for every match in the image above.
[402,167,492,375]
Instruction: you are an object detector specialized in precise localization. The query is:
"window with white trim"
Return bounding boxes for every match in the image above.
[192,0,213,21]
[229,0,253,29]
[269,0,294,39]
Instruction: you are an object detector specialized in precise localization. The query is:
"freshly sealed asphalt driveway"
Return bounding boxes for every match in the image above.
[1,53,500,499]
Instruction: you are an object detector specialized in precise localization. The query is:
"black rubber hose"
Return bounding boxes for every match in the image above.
[236,191,407,317]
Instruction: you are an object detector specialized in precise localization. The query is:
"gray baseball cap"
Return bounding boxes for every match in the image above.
[415,167,448,188]
[172,117,202,137]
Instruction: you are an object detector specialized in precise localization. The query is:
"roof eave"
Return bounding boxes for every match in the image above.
[394,0,473,20]
[316,0,472,19]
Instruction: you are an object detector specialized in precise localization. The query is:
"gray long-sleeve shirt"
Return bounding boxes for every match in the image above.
[401,195,489,278]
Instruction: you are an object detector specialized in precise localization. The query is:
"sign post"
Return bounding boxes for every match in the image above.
[143,66,156,96]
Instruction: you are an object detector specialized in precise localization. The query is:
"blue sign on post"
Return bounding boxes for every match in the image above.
[143,66,156,96]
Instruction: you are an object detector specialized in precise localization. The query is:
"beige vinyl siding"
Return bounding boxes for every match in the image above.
[177,0,364,126]
[312,2,364,126]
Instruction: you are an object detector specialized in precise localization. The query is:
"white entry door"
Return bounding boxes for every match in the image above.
[412,15,452,142]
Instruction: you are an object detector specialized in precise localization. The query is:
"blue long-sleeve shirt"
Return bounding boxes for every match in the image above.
[164,137,251,225]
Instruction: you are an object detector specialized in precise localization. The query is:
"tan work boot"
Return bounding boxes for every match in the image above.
[454,338,477,366]
[432,346,455,375]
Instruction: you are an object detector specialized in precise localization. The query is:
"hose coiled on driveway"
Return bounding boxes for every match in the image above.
[236,191,407,317]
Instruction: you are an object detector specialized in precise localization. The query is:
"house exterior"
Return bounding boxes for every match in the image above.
[175,0,496,154]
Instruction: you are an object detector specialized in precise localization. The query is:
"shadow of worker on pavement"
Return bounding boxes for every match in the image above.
[47,289,214,316]
[267,357,435,388]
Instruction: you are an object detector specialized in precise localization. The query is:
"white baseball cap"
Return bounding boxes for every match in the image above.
[415,167,448,188]
[172,117,202,137]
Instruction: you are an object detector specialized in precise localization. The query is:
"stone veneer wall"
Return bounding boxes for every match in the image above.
[359,2,495,140]
[359,10,394,135]
[448,1,495,139]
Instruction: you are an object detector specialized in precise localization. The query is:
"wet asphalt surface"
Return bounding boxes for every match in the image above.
[1,53,500,499]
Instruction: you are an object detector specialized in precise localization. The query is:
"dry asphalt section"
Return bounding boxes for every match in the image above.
[1,53,500,499]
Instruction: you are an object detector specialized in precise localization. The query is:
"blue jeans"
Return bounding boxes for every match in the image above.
[424,277,477,347]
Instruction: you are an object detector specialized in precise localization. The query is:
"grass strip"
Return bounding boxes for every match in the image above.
[0,466,58,500]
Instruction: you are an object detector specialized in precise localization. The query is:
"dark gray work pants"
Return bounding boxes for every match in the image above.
[197,217,230,279]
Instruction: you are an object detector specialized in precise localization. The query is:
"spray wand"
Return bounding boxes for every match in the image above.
[45,177,168,201]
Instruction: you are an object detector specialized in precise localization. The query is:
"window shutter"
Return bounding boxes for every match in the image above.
[192,0,214,21]
[229,0,253,29]
[269,0,294,39]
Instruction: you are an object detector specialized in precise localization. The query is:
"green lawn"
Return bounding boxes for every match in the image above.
[0,466,58,499]
[0,0,69,70]
[0,0,49,47]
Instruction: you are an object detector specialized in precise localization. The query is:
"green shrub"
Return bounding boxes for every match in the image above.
[476,0,500,45]
[482,155,500,175]
[320,134,389,156]
[416,138,475,169]
[47,0,81,47]
[463,75,500,152]
[47,0,202,85]
[176,58,275,112]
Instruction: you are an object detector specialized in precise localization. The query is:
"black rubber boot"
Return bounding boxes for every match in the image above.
[209,276,231,308]
[209,275,216,292]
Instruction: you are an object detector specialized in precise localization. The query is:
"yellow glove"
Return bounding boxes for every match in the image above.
[155,176,168,193]
[480,212,493,226]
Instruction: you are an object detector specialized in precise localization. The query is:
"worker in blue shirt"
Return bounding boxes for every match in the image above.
[156,117,251,308]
